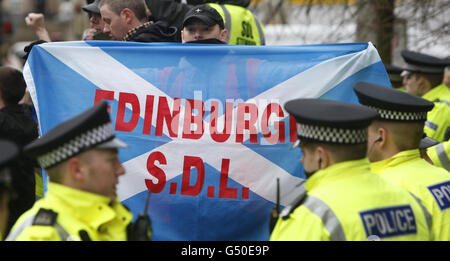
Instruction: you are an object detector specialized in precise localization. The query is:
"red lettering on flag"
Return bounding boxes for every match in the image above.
[261,103,285,144]
[145,151,167,193]
[289,115,297,142]
[115,92,140,132]
[155,97,181,138]
[219,158,237,199]
[143,95,155,135]
[94,89,114,112]
[181,156,205,196]
[182,99,205,140]
[210,101,233,143]
[236,103,258,143]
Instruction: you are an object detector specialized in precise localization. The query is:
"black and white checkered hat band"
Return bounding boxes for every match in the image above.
[37,123,115,169]
[297,123,367,144]
[369,106,428,121]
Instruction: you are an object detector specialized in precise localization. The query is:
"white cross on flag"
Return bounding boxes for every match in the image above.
[24,41,389,240]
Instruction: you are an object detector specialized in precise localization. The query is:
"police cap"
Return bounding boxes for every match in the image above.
[0,139,18,188]
[285,99,378,147]
[401,50,447,75]
[182,4,225,29]
[353,81,434,122]
[24,101,127,169]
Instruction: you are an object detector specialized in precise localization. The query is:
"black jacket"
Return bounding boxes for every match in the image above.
[124,21,178,43]
[0,104,39,236]
[0,104,38,146]
[146,0,192,42]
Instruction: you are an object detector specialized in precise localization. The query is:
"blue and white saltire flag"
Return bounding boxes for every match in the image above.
[24,41,390,241]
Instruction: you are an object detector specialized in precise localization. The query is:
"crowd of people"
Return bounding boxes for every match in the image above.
[0,0,448,241]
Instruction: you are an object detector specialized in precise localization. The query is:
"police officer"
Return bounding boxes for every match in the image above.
[81,0,111,40]
[354,81,450,241]
[401,50,450,142]
[270,99,430,241]
[6,102,133,241]
[0,140,19,240]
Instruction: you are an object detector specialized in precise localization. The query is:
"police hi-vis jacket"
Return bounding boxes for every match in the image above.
[6,182,132,241]
[424,101,450,142]
[371,149,450,241]
[423,83,450,142]
[208,3,265,46]
[423,83,450,104]
[270,158,431,241]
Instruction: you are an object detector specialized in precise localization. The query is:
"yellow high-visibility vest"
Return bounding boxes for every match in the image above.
[371,149,450,241]
[271,158,431,241]
[6,183,132,241]
[208,3,265,45]
[424,101,450,142]
[423,83,450,103]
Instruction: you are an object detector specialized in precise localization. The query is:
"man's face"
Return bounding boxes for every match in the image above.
[80,149,125,201]
[100,4,129,40]
[90,13,105,32]
[181,20,227,43]
[404,73,423,96]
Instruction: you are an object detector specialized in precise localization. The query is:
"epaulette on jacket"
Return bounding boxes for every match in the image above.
[280,182,308,220]
[32,208,58,226]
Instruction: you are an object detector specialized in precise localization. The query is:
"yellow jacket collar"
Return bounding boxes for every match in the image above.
[305,158,371,191]
[46,182,119,230]
[370,149,420,173]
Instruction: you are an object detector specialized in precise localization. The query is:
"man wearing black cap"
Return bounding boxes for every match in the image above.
[354,81,450,241]
[0,140,19,240]
[81,0,111,40]
[6,102,133,241]
[24,0,109,41]
[270,99,430,241]
[181,4,228,44]
[99,0,177,42]
[401,50,450,142]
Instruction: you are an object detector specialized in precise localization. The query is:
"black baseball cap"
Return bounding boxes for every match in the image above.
[182,4,225,29]
[82,0,100,15]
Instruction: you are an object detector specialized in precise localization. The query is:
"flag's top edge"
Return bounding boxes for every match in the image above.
[40,40,370,50]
